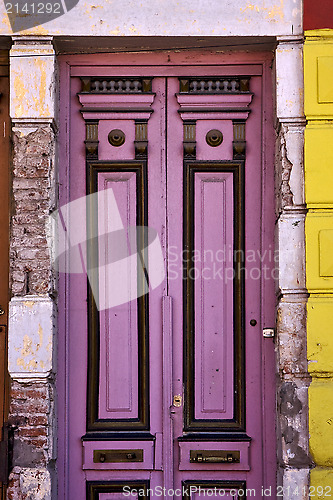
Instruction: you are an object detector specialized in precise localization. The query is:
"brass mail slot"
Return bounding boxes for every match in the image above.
[93,449,144,463]
[190,450,240,464]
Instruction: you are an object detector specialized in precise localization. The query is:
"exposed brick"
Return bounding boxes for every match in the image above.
[35,249,50,260]
[16,248,40,260]
[9,383,50,414]
[29,270,52,294]
[10,126,55,296]
[8,415,28,427]
[10,399,49,414]
[15,200,49,212]
[26,436,48,449]
[12,270,25,283]
[18,427,47,438]
[12,226,25,237]
[13,214,47,226]
[11,260,50,272]
[13,189,49,202]
[27,415,48,426]
[11,237,48,249]
[19,222,49,235]
[8,380,53,474]
[10,386,48,400]
[11,281,25,294]
[12,178,50,190]
[7,468,22,500]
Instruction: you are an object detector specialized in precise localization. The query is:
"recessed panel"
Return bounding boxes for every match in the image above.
[193,172,234,420]
[86,161,149,431]
[83,441,154,470]
[318,56,333,104]
[182,481,247,500]
[319,229,333,277]
[184,161,245,432]
[306,212,333,292]
[86,481,149,500]
[97,172,139,419]
[179,441,250,471]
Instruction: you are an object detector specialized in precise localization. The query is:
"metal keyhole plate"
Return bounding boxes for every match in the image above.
[173,395,182,407]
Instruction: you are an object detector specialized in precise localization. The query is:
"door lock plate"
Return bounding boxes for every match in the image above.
[263,328,275,338]
[93,449,143,463]
[190,450,240,464]
[173,395,182,407]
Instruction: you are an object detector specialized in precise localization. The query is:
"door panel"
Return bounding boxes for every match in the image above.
[97,171,139,421]
[183,162,243,431]
[193,171,234,421]
[59,60,276,499]
[86,161,149,431]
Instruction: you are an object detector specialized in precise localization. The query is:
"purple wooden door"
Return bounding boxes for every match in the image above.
[58,55,276,500]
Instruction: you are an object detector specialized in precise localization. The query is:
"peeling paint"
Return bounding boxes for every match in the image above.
[10,43,55,119]
[9,297,54,375]
[0,0,301,36]
[239,0,284,21]
[23,301,35,308]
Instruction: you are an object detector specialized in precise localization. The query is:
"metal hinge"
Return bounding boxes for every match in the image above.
[0,423,9,484]
[0,422,14,484]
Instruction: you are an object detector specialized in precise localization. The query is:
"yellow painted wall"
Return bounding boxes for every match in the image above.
[305,29,333,495]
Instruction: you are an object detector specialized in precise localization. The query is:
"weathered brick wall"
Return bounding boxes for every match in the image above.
[7,381,54,500]
[10,127,55,296]
[7,125,56,500]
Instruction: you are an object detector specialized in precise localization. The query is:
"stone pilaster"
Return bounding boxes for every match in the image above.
[274,36,312,497]
[7,36,57,500]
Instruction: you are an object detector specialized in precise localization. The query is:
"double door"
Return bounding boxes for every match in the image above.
[58,59,276,499]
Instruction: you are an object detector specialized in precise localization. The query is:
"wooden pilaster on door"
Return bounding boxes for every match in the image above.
[162,296,174,495]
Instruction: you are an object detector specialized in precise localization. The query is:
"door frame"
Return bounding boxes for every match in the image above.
[57,49,276,498]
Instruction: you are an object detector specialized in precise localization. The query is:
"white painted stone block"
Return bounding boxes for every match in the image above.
[10,37,56,121]
[8,296,55,378]
[283,468,310,499]
[276,212,306,293]
[275,40,304,121]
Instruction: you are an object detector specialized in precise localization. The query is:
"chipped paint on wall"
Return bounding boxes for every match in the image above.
[8,296,54,377]
[240,0,284,21]
[10,41,55,119]
[0,0,301,36]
